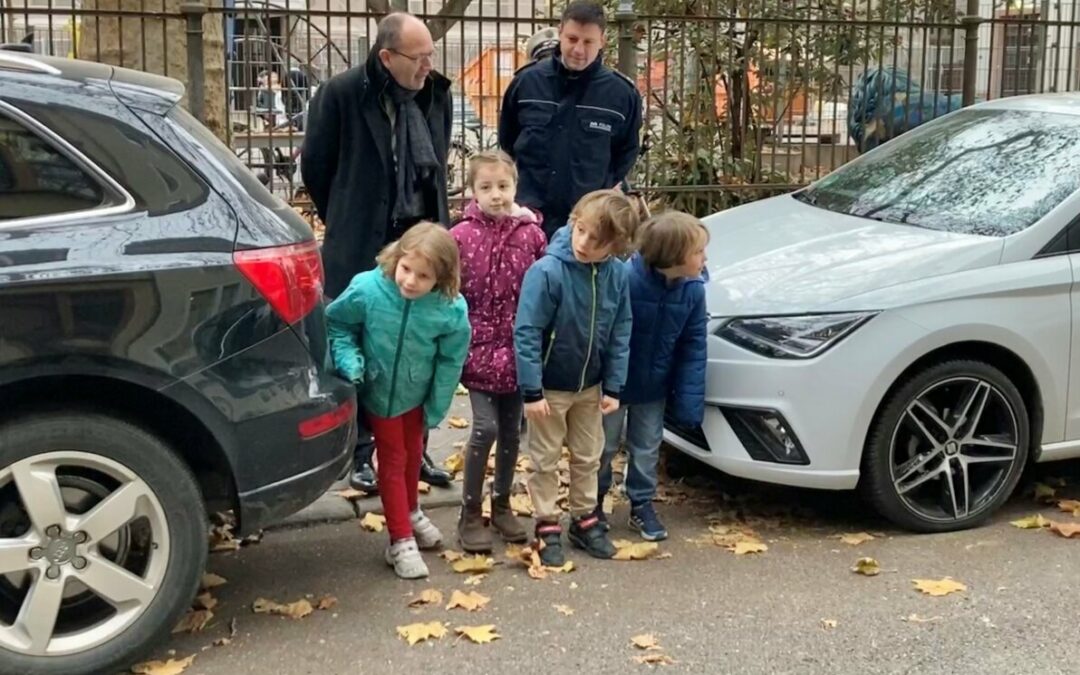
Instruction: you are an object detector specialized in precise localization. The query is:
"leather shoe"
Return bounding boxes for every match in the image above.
[349,461,378,494]
[420,450,452,488]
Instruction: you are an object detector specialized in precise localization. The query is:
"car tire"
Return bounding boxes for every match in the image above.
[860,359,1030,533]
[0,412,208,675]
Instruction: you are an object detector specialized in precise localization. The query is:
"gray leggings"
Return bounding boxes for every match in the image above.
[462,389,524,508]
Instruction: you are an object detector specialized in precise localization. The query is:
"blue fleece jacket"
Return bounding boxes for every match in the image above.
[514,225,632,401]
[620,253,708,426]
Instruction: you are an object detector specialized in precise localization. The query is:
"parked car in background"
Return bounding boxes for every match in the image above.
[666,94,1080,532]
[0,50,355,674]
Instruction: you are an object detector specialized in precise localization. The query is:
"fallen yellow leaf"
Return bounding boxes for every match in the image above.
[852,557,881,576]
[633,653,676,665]
[547,561,575,573]
[337,488,368,501]
[316,595,338,611]
[409,589,444,607]
[440,550,466,562]
[252,597,314,619]
[446,590,491,612]
[1049,520,1080,538]
[464,574,487,586]
[510,493,534,516]
[912,578,967,597]
[200,573,227,590]
[456,624,501,644]
[172,609,214,634]
[613,541,661,561]
[731,540,768,555]
[448,416,471,429]
[360,512,386,533]
[418,481,431,494]
[553,604,574,616]
[397,621,448,645]
[1056,499,1080,516]
[130,655,196,675]
[836,532,876,546]
[456,383,468,395]
[631,634,661,650]
[452,555,495,574]
[1010,514,1050,529]
[821,619,838,630]
[444,452,465,474]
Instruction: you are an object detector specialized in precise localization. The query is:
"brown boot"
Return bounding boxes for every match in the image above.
[457,506,492,553]
[491,496,528,543]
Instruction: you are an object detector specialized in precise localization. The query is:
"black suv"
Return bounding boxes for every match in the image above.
[0,51,356,673]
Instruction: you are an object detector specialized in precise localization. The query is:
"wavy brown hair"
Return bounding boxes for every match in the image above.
[569,189,641,256]
[376,221,461,298]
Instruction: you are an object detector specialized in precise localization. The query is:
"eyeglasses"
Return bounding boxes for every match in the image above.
[390,49,435,65]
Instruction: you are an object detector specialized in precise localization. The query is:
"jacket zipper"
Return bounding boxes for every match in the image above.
[544,330,557,366]
[579,265,598,392]
[386,300,412,417]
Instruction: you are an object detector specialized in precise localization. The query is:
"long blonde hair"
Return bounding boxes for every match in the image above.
[376,221,461,298]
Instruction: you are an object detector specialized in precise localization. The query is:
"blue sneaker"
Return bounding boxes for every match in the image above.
[629,502,668,542]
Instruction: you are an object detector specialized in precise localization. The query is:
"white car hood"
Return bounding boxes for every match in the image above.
[702,195,1005,316]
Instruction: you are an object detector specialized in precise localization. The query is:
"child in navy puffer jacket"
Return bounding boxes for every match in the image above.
[597,211,709,542]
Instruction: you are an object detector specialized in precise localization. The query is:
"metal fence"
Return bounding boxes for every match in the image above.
[3,0,1080,216]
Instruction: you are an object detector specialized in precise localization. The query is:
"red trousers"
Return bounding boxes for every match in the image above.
[368,407,424,541]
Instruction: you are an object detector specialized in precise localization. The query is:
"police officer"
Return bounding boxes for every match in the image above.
[499,0,643,240]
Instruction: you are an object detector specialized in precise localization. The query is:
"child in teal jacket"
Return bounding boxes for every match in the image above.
[326,222,471,580]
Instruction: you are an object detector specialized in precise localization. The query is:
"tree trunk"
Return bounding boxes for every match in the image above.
[78,0,227,141]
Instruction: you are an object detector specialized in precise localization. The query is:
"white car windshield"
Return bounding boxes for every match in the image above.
[795,108,1080,236]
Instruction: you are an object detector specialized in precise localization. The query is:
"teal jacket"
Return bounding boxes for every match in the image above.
[326,270,471,428]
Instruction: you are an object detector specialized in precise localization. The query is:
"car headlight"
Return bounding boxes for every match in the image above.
[716,312,877,359]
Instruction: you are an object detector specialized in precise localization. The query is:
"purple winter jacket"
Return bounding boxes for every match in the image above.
[451,200,547,393]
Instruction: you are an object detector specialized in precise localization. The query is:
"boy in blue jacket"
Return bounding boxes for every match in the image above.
[515,190,640,566]
[598,211,709,541]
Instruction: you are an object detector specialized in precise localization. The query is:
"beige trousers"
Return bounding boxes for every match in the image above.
[526,385,603,521]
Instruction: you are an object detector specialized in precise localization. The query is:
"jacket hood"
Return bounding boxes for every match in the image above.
[631,253,705,291]
[547,224,588,265]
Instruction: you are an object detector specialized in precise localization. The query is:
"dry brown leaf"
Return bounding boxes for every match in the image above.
[337,488,368,501]
[448,416,471,429]
[633,653,676,666]
[408,589,444,608]
[252,597,314,619]
[200,573,227,590]
[440,550,466,562]
[631,634,662,650]
[172,609,214,634]
[194,592,218,611]
[1056,499,1080,516]
[1035,482,1058,503]
[912,578,967,597]
[852,557,881,576]
[418,481,431,494]
[553,604,575,616]
[656,552,673,560]
[464,574,487,586]
[446,590,491,612]
[1010,514,1051,529]
[397,621,448,645]
[510,493,534,516]
[360,512,386,533]
[515,456,534,473]
[452,555,495,574]
[731,540,768,556]
[836,532,876,546]
[1048,520,1080,538]
[613,541,661,561]
[316,595,338,610]
[444,452,466,474]
[547,561,575,573]
[456,625,501,644]
[130,656,196,675]
[821,619,838,630]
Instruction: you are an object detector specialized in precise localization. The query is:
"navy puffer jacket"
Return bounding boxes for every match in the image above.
[620,254,708,426]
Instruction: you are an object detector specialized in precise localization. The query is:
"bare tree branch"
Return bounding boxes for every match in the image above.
[368,0,390,14]
[427,0,477,42]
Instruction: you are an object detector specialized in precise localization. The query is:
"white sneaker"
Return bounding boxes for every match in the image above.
[384,538,429,579]
[410,509,443,550]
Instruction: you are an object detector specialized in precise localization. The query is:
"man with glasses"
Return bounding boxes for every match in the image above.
[303,11,454,493]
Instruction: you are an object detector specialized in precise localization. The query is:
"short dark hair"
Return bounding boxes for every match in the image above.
[374,12,410,52]
[561,0,607,30]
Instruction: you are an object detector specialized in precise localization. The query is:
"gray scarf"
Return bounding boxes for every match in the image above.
[387,80,439,222]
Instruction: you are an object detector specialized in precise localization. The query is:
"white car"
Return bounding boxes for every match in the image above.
[664,93,1080,532]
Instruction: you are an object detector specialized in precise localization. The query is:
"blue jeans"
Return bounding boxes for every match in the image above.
[598,399,666,507]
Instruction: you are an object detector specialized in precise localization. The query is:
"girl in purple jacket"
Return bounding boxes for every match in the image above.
[450,150,547,552]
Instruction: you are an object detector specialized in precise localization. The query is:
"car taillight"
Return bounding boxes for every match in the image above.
[299,398,356,440]
[234,240,324,324]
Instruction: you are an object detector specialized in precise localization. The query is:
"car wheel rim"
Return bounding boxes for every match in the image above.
[0,451,170,657]
[889,376,1020,524]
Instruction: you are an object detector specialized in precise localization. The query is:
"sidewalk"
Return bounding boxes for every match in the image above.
[272,392,474,530]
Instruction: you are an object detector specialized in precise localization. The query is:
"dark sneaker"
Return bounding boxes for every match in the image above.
[420,450,452,488]
[629,502,668,542]
[349,462,378,494]
[535,522,565,567]
[568,515,616,559]
[592,503,609,531]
